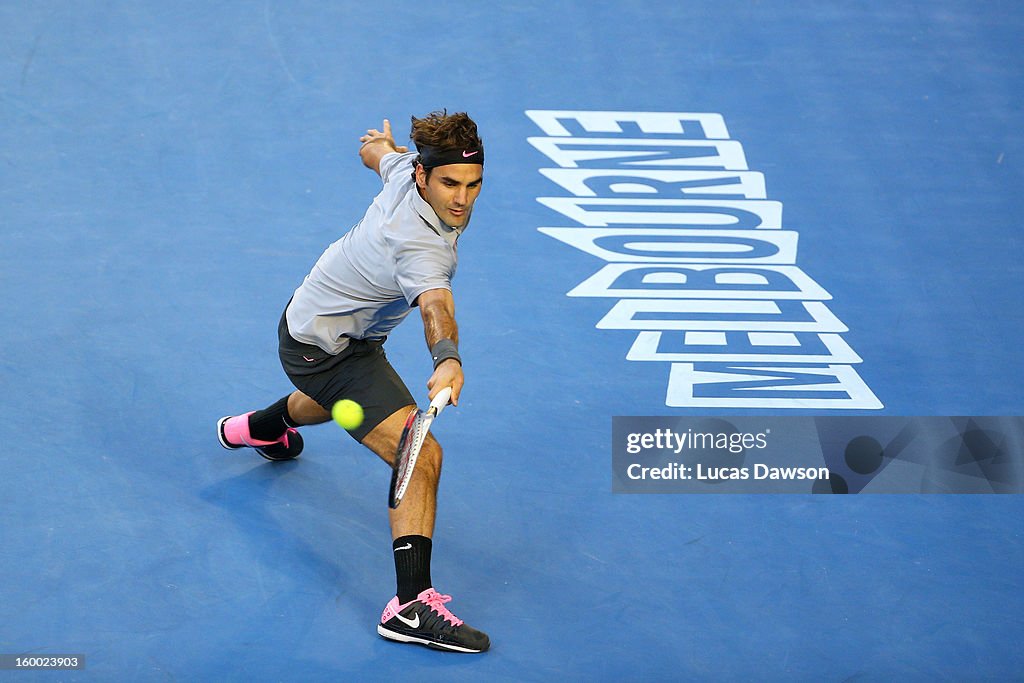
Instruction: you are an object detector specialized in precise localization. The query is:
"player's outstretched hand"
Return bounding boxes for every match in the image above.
[359,118,408,153]
[359,118,408,174]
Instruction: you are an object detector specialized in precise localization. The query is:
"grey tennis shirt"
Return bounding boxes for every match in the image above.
[286,151,464,354]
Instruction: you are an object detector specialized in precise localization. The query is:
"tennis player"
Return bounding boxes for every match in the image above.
[217,111,489,653]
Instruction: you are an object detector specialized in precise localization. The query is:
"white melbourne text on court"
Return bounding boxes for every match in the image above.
[526,110,881,409]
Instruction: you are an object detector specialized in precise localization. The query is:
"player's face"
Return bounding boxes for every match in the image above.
[416,163,484,229]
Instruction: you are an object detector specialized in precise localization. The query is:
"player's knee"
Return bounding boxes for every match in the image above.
[417,438,444,480]
[288,390,330,424]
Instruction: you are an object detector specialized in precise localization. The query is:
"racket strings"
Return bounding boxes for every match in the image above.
[393,410,426,502]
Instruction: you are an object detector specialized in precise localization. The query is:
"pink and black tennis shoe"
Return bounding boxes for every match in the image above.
[378,588,490,653]
[217,412,303,461]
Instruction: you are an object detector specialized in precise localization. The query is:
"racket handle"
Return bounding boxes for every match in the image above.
[429,386,453,416]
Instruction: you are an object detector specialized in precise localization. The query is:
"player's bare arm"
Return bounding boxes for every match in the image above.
[417,288,463,406]
[359,118,408,175]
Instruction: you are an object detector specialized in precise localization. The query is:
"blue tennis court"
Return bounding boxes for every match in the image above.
[2,2,1022,680]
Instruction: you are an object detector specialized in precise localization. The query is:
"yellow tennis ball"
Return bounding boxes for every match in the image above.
[332,399,364,430]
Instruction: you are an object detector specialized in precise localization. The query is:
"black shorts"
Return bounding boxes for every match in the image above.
[277,308,415,442]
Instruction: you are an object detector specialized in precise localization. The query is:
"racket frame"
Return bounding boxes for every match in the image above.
[388,387,452,509]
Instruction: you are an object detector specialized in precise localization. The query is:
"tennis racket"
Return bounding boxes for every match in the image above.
[389,386,452,509]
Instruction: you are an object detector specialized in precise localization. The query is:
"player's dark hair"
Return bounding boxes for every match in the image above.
[410,110,483,179]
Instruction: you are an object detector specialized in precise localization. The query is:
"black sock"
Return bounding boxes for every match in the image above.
[248,396,298,441]
[393,535,432,604]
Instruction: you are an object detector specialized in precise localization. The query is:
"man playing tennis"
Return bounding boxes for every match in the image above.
[216,111,489,653]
